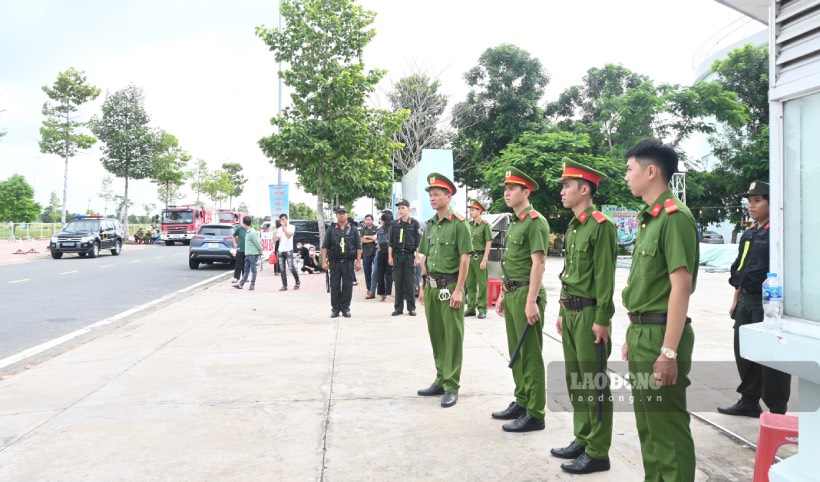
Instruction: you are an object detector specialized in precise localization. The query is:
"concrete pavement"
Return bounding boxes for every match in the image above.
[0,255,791,480]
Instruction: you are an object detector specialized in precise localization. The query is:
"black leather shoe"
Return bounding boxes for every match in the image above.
[331,311,340,318]
[560,453,610,474]
[392,311,403,316]
[477,312,486,319]
[718,401,762,418]
[550,440,585,459]
[492,401,526,420]
[408,310,416,316]
[464,310,476,317]
[417,384,445,396]
[502,413,545,432]
[342,311,351,318]
[441,392,458,408]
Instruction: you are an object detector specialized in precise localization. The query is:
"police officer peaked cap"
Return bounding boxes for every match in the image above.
[424,172,457,195]
[468,199,486,211]
[738,180,769,198]
[334,206,348,213]
[500,167,539,191]
[557,157,606,187]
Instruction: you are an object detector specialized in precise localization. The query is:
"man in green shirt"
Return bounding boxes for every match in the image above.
[417,173,472,408]
[550,158,616,475]
[465,199,492,318]
[621,138,699,482]
[232,222,247,284]
[234,216,263,291]
[492,167,550,433]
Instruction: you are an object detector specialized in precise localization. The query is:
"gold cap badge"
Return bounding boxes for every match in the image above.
[505,170,511,177]
[429,176,435,183]
[750,182,756,190]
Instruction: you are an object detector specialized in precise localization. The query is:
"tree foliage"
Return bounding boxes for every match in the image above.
[203,170,232,207]
[97,175,115,216]
[289,201,317,220]
[39,67,101,225]
[221,162,247,208]
[451,44,550,189]
[387,71,450,174]
[150,131,190,207]
[188,158,210,202]
[0,174,42,223]
[92,84,154,231]
[256,0,407,243]
[41,192,62,223]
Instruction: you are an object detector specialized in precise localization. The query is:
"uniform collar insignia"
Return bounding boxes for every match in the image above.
[650,204,662,217]
[578,212,588,224]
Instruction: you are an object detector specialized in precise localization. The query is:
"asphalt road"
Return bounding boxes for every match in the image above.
[0,245,233,361]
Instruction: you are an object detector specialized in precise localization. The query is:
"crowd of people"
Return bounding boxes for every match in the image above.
[133,227,160,244]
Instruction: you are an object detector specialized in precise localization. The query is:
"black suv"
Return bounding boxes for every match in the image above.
[50,216,124,259]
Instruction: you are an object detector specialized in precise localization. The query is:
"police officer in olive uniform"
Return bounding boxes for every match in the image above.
[465,199,492,319]
[622,139,698,482]
[492,167,550,433]
[416,173,472,408]
[321,206,362,318]
[389,199,421,316]
[550,158,616,475]
[719,181,791,417]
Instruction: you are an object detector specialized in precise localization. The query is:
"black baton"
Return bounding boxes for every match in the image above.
[508,296,541,369]
[597,340,605,422]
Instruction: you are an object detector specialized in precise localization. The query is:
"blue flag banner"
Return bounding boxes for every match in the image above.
[270,184,289,219]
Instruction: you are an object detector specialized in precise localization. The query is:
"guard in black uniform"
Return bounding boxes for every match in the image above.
[389,199,421,316]
[719,181,791,417]
[321,206,362,318]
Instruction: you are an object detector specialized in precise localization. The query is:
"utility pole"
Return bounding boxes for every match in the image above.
[277,0,283,186]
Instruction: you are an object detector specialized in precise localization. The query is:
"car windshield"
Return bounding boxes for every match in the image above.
[218,213,236,222]
[163,210,194,224]
[63,221,99,233]
[198,226,232,236]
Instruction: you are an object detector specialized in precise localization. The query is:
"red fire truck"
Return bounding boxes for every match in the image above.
[160,205,217,245]
[216,209,248,227]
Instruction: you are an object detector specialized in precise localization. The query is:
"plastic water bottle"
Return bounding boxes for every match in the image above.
[762,273,783,330]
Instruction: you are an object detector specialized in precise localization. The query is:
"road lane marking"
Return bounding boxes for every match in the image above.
[130,260,141,263]
[60,271,78,275]
[100,265,113,268]
[0,271,231,371]
[6,279,30,284]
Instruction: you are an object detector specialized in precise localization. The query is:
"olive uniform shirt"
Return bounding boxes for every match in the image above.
[469,218,492,252]
[561,206,617,326]
[419,209,472,274]
[622,190,699,313]
[502,206,550,280]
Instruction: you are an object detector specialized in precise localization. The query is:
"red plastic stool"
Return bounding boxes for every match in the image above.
[753,412,798,482]
[488,278,503,307]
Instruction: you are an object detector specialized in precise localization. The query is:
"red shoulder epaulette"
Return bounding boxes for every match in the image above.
[664,198,679,214]
[482,219,489,224]
[528,211,538,219]
[592,211,607,224]
[453,211,466,221]
[763,222,770,230]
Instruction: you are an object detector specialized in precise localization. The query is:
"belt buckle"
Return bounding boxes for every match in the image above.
[429,278,439,289]
[472,253,480,260]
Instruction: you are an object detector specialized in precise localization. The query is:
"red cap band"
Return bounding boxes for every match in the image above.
[505,175,534,191]
[429,180,453,194]
[561,167,601,186]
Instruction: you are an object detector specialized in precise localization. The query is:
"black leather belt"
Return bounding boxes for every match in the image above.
[629,313,692,324]
[502,280,530,292]
[559,296,597,312]
[331,258,355,263]
[740,287,762,296]
[394,249,415,254]
[426,273,458,289]
[471,251,482,259]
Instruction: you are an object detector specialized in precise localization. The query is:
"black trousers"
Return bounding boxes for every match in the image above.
[233,251,246,280]
[377,251,393,295]
[330,259,354,313]
[733,293,791,412]
[393,251,416,312]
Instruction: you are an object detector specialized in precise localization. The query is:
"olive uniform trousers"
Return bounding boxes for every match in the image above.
[504,286,547,419]
[561,307,613,460]
[423,281,464,393]
[465,255,488,314]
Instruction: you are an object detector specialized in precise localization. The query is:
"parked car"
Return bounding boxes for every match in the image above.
[701,230,725,244]
[50,215,124,259]
[188,223,236,269]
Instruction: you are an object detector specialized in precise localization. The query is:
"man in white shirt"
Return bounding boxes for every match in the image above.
[276,213,300,291]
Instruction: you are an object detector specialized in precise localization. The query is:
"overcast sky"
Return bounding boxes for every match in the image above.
[0,0,764,218]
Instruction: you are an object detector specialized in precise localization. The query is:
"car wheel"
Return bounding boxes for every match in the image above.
[51,251,63,259]
[88,242,100,258]
[111,240,122,256]
[189,259,200,269]
[165,240,174,246]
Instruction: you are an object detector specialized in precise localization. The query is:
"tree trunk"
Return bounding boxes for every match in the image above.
[123,177,130,234]
[317,168,325,247]
[61,154,69,227]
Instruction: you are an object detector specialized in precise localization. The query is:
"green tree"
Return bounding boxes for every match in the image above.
[289,201,317,220]
[451,44,550,189]
[98,175,115,216]
[92,84,154,231]
[256,0,407,243]
[112,194,134,222]
[150,130,190,207]
[203,170,232,207]
[188,158,209,202]
[482,131,636,233]
[41,191,62,223]
[387,71,450,174]
[237,202,251,215]
[221,162,247,208]
[39,67,101,226]
[0,174,42,223]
